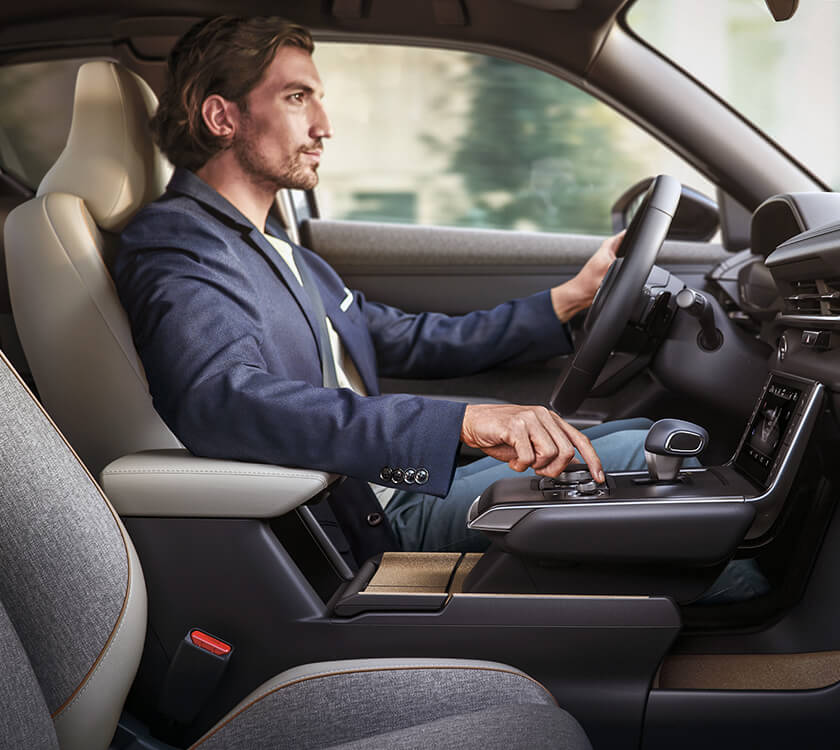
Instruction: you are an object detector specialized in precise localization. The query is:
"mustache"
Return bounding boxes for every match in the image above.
[300,141,323,153]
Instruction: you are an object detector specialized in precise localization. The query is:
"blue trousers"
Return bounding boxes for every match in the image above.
[385,418,768,603]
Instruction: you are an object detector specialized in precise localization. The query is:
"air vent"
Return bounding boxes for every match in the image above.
[782,278,840,316]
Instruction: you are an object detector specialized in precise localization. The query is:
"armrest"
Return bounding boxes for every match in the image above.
[100,449,338,517]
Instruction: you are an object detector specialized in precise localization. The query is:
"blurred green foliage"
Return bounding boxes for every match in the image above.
[444,56,644,234]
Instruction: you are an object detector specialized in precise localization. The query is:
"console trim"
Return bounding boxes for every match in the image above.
[468,493,745,533]
[467,375,823,538]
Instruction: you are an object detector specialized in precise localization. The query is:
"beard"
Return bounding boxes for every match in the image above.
[232,116,321,192]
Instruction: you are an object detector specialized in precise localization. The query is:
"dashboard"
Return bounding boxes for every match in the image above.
[707,192,840,392]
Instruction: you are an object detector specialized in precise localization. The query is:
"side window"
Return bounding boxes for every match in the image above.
[314,43,715,236]
[0,59,96,189]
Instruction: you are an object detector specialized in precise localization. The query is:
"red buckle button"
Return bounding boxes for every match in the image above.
[190,630,231,656]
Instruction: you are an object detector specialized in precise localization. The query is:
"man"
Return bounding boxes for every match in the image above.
[113,17,689,566]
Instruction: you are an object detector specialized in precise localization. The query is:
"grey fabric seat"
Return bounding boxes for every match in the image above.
[0,344,591,748]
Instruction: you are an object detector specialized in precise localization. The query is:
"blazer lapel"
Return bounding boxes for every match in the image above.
[245,227,327,365]
[166,169,327,366]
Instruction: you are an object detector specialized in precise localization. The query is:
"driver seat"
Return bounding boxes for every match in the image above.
[3,58,359,563]
[3,60,181,477]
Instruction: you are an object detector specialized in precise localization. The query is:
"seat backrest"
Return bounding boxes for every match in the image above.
[0,348,146,750]
[3,61,182,476]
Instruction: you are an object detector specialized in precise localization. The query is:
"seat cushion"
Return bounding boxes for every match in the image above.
[190,658,591,750]
[327,704,590,750]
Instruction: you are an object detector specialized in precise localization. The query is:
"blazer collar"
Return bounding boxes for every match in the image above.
[167,168,327,365]
[168,168,277,229]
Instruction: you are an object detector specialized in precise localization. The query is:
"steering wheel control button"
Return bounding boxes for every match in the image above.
[391,468,405,483]
[404,468,416,483]
[366,512,384,527]
[415,468,429,485]
[379,466,393,481]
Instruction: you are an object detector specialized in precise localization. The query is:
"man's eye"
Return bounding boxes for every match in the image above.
[288,92,305,103]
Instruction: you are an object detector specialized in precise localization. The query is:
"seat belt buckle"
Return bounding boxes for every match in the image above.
[157,629,233,725]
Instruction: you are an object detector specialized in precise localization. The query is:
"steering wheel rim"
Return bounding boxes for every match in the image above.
[550,175,682,416]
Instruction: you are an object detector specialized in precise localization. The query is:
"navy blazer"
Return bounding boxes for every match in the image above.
[115,169,573,501]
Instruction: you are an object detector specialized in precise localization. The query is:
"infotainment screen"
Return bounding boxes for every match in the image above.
[735,381,801,486]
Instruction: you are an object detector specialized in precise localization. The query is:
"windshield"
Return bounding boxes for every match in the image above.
[628,0,840,190]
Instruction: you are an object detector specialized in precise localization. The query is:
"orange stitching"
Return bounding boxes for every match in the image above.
[0,350,136,720]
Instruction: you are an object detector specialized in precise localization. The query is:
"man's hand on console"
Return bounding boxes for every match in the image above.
[461,403,604,481]
[550,230,625,322]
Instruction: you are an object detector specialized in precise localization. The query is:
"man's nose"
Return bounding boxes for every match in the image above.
[310,100,333,140]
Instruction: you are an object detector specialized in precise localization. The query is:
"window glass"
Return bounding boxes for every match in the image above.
[628,0,840,190]
[0,59,94,188]
[314,43,715,235]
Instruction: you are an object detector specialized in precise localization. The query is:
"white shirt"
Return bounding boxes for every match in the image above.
[263,233,396,507]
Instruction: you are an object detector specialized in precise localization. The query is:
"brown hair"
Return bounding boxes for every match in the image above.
[152,16,314,171]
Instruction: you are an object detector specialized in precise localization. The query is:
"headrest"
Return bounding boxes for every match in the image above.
[37,61,173,232]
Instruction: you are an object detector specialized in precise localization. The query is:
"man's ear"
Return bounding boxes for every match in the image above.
[201,94,238,139]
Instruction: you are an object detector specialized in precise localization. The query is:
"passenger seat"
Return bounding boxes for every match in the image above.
[0,346,591,749]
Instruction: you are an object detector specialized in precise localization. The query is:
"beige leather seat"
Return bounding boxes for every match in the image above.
[3,61,334,516]
[4,61,181,476]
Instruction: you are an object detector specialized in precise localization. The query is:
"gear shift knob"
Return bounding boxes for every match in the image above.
[644,418,708,481]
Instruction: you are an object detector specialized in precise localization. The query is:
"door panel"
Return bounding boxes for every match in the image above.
[302,217,729,422]
[302,218,727,313]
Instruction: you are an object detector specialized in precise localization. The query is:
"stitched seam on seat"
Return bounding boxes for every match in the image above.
[102,468,328,481]
[0,350,135,720]
[189,664,557,747]
[51,564,133,719]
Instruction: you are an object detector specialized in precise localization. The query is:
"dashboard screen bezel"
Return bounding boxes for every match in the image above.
[733,373,809,487]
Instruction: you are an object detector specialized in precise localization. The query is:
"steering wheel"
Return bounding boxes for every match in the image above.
[550,174,681,416]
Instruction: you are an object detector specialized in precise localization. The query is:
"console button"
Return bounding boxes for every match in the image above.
[555,469,591,484]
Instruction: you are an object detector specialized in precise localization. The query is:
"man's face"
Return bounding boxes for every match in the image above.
[233,45,331,192]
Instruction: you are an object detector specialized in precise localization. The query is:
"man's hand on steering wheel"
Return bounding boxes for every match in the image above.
[460,403,604,482]
[549,230,625,323]
[551,175,681,416]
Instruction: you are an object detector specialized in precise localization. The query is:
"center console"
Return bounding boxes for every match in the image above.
[458,371,823,601]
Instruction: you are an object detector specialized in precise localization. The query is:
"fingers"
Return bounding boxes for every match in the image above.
[460,403,605,480]
[506,417,536,472]
[554,416,604,483]
[528,408,603,482]
[608,229,627,258]
[528,407,575,475]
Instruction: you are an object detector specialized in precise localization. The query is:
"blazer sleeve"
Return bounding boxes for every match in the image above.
[115,219,465,498]
[358,290,573,379]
